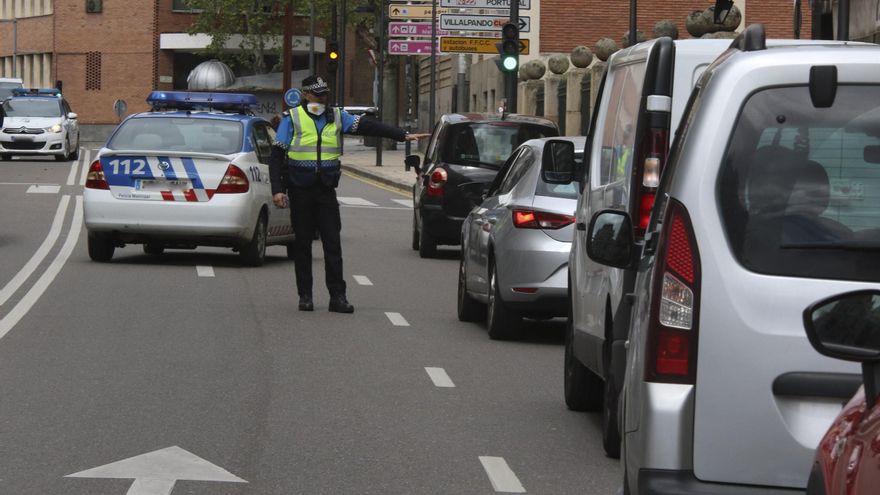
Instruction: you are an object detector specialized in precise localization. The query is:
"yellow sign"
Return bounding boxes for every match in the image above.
[388,5,449,19]
[440,36,529,55]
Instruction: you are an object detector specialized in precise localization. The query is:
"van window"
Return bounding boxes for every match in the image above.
[598,61,647,186]
[719,85,880,282]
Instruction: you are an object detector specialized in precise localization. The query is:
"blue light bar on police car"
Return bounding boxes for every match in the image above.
[146,91,258,112]
[12,88,61,97]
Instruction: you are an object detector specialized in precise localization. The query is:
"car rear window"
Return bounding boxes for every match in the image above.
[718,85,880,282]
[442,122,555,168]
[2,98,62,117]
[108,117,243,154]
[536,152,583,199]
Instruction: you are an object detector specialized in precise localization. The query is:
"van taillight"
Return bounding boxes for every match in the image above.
[215,164,250,194]
[634,127,668,237]
[85,160,109,190]
[645,199,700,384]
[427,168,447,197]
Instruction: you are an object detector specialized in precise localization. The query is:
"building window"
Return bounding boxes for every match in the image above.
[172,0,201,12]
[86,51,101,90]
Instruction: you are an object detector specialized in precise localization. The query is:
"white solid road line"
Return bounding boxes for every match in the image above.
[425,367,455,388]
[391,198,413,207]
[0,195,71,307]
[385,312,410,327]
[353,275,373,286]
[0,196,83,341]
[78,149,92,186]
[196,266,215,278]
[479,456,526,493]
[337,197,378,207]
[26,184,61,194]
[66,152,81,186]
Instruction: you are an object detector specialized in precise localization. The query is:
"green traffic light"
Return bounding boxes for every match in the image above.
[502,56,518,72]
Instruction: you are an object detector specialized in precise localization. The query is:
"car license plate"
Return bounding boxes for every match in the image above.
[135,179,190,191]
[10,135,34,141]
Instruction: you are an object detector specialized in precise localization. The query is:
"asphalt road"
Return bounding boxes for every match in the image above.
[0,153,620,494]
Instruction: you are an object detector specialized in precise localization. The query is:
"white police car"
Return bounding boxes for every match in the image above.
[0,88,80,161]
[83,91,294,266]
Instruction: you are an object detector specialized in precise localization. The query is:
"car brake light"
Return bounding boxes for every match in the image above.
[633,127,668,237]
[85,160,109,190]
[215,164,249,194]
[426,168,447,197]
[645,199,700,384]
[512,209,575,229]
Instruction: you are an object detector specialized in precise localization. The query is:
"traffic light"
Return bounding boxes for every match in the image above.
[498,23,519,73]
[327,40,340,73]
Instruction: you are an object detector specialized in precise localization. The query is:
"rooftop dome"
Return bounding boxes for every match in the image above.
[187,59,235,90]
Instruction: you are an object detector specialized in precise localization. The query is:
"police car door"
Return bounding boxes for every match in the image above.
[252,122,292,240]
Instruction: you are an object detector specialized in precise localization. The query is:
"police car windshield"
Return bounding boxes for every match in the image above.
[108,117,243,154]
[2,98,62,118]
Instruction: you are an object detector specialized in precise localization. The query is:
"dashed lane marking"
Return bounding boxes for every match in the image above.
[196,266,215,278]
[67,150,82,186]
[479,456,526,493]
[337,197,378,207]
[425,367,455,388]
[78,149,93,186]
[353,275,373,286]
[385,312,410,327]
[26,184,61,194]
[391,198,413,208]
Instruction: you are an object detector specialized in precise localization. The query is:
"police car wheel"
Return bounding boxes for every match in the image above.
[88,232,115,262]
[70,144,79,160]
[240,215,268,267]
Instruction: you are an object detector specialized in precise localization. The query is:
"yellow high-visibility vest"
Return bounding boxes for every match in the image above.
[287,106,343,164]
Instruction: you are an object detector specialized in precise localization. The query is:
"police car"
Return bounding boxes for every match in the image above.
[0,88,80,161]
[83,91,294,266]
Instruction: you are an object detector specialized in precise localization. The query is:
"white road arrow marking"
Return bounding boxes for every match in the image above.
[196,266,215,278]
[26,184,60,194]
[391,198,413,208]
[385,312,410,326]
[337,196,378,207]
[425,367,455,388]
[65,446,247,495]
[353,275,373,286]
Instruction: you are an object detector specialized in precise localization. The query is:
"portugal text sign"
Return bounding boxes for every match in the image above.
[440,14,530,33]
[388,39,440,56]
[440,36,529,55]
[388,22,449,37]
[440,0,531,9]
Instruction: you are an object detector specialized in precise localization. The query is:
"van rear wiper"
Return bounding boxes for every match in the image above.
[781,241,880,251]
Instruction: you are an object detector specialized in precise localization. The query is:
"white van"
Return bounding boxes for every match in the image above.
[563,37,729,458]
[0,77,23,100]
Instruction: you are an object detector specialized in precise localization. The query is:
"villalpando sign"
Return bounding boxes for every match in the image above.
[440,14,531,32]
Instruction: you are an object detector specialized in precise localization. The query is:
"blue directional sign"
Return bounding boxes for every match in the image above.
[284,88,302,108]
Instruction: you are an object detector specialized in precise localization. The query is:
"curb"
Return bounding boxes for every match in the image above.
[341,164,412,194]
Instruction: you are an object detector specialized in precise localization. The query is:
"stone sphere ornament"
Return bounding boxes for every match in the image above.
[622,30,646,48]
[548,54,570,75]
[570,46,593,68]
[521,59,546,80]
[653,20,679,39]
[595,38,619,61]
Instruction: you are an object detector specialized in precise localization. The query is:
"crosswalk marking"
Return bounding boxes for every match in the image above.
[385,312,409,327]
[337,197,378,207]
[425,367,455,388]
[196,266,215,278]
[353,275,373,286]
[479,457,526,493]
[26,184,61,194]
[391,198,413,208]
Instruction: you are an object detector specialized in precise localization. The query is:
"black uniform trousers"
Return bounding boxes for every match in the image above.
[288,182,346,298]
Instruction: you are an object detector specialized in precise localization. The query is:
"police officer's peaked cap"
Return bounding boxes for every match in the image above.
[302,76,330,95]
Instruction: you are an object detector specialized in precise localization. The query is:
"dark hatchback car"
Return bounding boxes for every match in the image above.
[408,113,557,258]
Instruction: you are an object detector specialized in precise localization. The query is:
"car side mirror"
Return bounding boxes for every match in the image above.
[541,139,576,184]
[804,289,880,407]
[586,210,634,268]
[405,154,421,174]
[68,112,78,120]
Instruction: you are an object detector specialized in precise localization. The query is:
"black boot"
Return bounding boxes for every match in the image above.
[298,294,314,311]
[328,294,354,313]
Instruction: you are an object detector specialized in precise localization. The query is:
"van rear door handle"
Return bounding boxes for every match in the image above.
[772,372,862,400]
[576,222,586,231]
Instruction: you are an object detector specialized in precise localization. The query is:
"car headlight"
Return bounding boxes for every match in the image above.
[46,124,63,133]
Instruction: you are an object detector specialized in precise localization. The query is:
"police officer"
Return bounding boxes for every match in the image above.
[269,76,428,313]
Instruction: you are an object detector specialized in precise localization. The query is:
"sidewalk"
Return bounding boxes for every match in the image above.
[340,139,421,194]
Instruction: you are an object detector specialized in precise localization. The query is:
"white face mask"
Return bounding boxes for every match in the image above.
[306,102,325,116]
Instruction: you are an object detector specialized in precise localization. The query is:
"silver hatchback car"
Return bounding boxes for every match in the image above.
[578,26,879,494]
[458,137,585,339]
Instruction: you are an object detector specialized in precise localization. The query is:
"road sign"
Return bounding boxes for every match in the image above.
[440,36,529,55]
[388,5,449,19]
[440,0,531,9]
[440,14,530,32]
[388,39,440,56]
[388,22,449,37]
[66,446,247,495]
